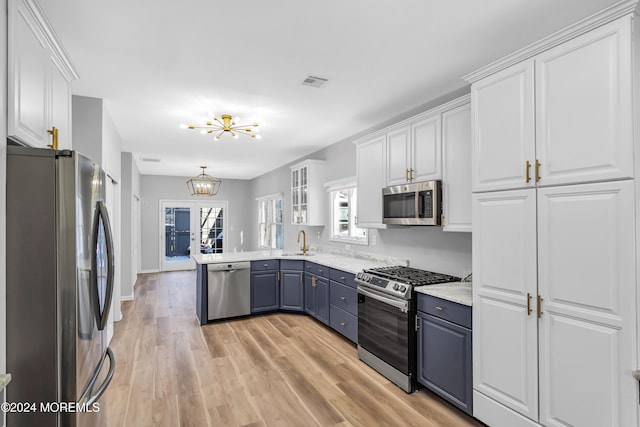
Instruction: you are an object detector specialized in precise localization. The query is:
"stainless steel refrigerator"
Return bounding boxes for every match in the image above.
[6,146,116,426]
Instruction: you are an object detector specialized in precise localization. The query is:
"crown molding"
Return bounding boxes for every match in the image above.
[20,0,80,81]
[463,0,638,83]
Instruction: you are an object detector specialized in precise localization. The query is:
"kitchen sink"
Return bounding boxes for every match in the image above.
[281,252,315,257]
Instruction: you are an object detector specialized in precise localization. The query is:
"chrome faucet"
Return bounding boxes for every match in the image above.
[297,229,309,255]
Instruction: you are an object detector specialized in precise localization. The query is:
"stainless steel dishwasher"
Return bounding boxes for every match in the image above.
[207,262,251,321]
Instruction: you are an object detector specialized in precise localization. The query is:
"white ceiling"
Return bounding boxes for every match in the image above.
[38,0,621,179]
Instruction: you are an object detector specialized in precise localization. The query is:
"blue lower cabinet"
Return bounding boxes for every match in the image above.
[417,299,472,415]
[304,273,329,325]
[250,260,280,313]
[280,270,304,311]
[329,305,357,343]
[251,271,279,313]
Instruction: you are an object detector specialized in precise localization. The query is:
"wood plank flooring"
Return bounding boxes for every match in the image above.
[103,271,484,427]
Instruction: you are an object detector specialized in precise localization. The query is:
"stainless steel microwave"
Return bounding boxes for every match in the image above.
[382,180,442,225]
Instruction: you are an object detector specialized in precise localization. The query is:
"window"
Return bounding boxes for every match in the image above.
[326,179,367,245]
[257,194,283,249]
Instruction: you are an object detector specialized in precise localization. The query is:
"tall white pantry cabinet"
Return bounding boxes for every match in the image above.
[465,3,640,427]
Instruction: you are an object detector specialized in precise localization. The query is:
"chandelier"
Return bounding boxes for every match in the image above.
[181,114,261,140]
[186,166,222,196]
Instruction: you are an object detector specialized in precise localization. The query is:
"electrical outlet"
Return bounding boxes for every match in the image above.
[372,235,377,245]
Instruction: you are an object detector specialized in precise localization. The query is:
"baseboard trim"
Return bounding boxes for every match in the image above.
[140,269,160,274]
[121,294,134,301]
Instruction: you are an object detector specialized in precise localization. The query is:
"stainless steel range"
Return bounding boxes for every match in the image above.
[356,266,459,393]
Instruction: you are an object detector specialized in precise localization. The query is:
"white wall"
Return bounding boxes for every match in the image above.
[140,175,252,271]
[250,89,473,277]
[71,95,103,164]
[120,152,141,299]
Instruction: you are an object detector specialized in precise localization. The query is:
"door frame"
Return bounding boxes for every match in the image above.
[159,199,228,271]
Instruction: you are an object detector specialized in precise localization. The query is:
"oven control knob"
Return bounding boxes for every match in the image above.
[400,285,407,292]
[393,284,400,291]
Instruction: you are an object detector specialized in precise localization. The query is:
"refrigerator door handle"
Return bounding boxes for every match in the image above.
[86,347,115,406]
[91,201,115,331]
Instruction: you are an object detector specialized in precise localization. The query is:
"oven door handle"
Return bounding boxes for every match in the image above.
[357,286,409,311]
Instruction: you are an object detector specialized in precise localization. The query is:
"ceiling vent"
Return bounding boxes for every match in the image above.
[302,75,328,88]
[141,157,161,163]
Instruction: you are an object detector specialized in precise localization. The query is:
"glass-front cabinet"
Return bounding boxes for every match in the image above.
[290,160,326,226]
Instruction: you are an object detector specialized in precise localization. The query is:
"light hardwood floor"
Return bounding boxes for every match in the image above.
[104,271,483,427]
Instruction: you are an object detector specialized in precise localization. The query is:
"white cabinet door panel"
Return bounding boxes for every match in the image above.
[537,180,636,427]
[540,314,624,427]
[442,103,471,232]
[473,295,539,420]
[386,126,410,186]
[473,189,538,420]
[471,60,535,192]
[412,114,441,182]
[535,18,633,187]
[473,190,537,298]
[356,135,386,227]
[10,4,49,147]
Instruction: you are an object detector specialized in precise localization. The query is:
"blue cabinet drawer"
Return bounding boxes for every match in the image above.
[329,268,356,288]
[280,259,304,271]
[305,261,329,278]
[417,294,471,329]
[251,259,280,272]
[329,281,357,316]
[329,306,357,343]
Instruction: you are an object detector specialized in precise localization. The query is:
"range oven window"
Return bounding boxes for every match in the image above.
[358,293,410,375]
[383,192,415,219]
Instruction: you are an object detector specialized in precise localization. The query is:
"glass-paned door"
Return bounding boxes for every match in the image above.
[160,201,227,271]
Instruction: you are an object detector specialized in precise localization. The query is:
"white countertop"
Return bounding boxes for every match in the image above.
[415,282,472,306]
[192,250,407,275]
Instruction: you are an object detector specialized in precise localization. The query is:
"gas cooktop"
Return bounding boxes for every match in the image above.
[363,266,460,286]
[355,266,460,300]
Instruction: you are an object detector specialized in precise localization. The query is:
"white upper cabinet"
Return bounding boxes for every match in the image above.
[386,126,411,185]
[442,100,471,232]
[356,95,470,229]
[386,112,441,186]
[290,160,326,226]
[470,16,633,193]
[411,113,441,182]
[8,0,77,149]
[471,60,535,193]
[535,18,633,186]
[354,134,386,228]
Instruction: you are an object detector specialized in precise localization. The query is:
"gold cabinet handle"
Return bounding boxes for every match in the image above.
[299,272,303,283]
[537,295,544,318]
[535,160,541,182]
[526,160,531,183]
[277,271,280,281]
[312,276,316,288]
[527,293,532,315]
[47,127,59,150]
